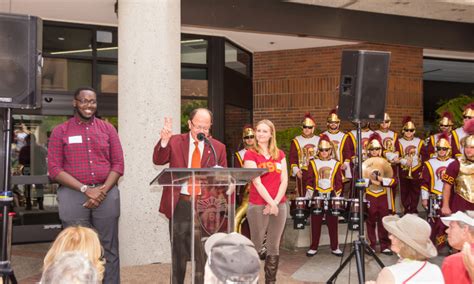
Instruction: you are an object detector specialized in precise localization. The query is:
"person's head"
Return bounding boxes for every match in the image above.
[462,103,474,124]
[441,211,474,250]
[367,133,383,158]
[241,125,255,149]
[188,108,213,141]
[383,214,437,260]
[379,113,391,131]
[43,226,105,281]
[41,251,99,284]
[435,132,451,160]
[326,109,340,133]
[317,134,333,160]
[73,87,98,122]
[438,111,454,133]
[463,119,474,161]
[301,113,316,137]
[204,232,260,284]
[255,119,280,159]
[401,116,416,139]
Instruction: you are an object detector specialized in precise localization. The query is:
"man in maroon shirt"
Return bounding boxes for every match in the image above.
[47,87,124,284]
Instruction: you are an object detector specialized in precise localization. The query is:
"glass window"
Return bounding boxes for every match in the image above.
[97,62,118,94]
[181,99,208,133]
[182,67,208,98]
[181,38,208,64]
[97,30,118,59]
[42,58,92,92]
[43,26,93,57]
[225,42,250,76]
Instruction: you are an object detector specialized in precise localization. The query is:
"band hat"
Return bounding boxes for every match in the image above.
[382,214,437,259]
[441,211,474,227]
[302,112,316,127]
[204,232,260,283]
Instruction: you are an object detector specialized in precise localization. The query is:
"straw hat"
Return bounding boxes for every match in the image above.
[382,214,437,258]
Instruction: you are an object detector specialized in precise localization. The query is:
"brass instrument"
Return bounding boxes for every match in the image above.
[404,152,415,179]
[234,183,250,233]
[362,157,393,193]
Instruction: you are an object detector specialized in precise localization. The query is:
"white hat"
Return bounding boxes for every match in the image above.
[441,211,474,227]
[382,214,437,258]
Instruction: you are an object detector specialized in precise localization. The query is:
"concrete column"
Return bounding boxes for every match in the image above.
[118,0,181,266]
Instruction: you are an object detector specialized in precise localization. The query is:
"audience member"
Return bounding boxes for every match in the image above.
[441,211,474,284]
[204,232,260,284]
[43,226,105,282]
[41,251,99,284]
[367,214,443,284]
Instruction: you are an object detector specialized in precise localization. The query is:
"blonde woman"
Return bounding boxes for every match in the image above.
[244,119,288,284]
[43,226,105,282]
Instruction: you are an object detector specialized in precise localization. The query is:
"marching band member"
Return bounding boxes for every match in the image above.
[234,125,255,168]
[420,132,455,250]
[375,113,399,166]
[441,119,474,215]
[395,116,426,214]
[364,133,397,255]
[426,111,455,158]
[289,113,319,197]
[452,103,474,157]
[304,135,343,257]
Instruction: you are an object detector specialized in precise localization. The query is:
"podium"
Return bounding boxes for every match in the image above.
[150,167,266,284]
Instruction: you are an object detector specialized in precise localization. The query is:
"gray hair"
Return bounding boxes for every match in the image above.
[40,251,99,284]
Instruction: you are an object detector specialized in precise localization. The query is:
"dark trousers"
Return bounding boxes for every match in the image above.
[400,177,421,214]
[310,212,339,250]
[57,186,120,284]
[429,217,447,250]
[366,194,391,251]
[171,198,206,284]
[451,193,474,213]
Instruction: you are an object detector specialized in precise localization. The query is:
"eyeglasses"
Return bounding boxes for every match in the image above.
[464,116,473,120]
[243,135,255,140]
[439,124,451,128]
[302,126,314,129]
[319,148,331,152]
[370,147,382,151]
[75,99,97,105]
[436,147,449,151]
[382,120,390,123]
[190,121,210,132]
[404,129,415,132]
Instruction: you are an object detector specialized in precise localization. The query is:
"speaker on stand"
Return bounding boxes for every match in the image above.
[0,13,43,284]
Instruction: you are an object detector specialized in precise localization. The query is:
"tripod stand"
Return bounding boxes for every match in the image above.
[327,121,384,284]
[0,108,17,284]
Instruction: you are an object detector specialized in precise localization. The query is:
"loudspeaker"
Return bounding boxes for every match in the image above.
[337,50,390,122]
[0,13,42,109]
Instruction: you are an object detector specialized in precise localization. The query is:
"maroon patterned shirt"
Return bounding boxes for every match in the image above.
[47,116,124,184]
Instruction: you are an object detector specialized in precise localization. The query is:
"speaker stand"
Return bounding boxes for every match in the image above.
[326,121,384,284]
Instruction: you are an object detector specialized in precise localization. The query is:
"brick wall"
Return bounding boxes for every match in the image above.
[253,43,424,134]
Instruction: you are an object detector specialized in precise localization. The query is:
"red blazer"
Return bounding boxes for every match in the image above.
[153,133,227,219]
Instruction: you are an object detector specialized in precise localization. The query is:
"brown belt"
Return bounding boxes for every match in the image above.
[179,194,191,201]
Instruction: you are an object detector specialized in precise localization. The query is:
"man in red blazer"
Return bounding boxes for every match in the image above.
[153,108,227,284]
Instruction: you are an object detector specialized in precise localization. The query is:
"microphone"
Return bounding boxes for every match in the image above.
[197,133,219,167]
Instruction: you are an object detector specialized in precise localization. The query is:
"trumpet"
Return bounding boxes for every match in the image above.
[402,152,415,179]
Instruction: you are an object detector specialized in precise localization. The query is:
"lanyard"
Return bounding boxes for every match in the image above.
[402,261,427,284]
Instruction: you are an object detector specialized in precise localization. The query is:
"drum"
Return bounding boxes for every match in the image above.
[310,196,325,215]
[291,197,309,219]
[428,194,443,218]
[330,197,347,216]
[348,198,369,222]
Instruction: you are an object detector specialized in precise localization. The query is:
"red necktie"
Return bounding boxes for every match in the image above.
[188,141,201,195]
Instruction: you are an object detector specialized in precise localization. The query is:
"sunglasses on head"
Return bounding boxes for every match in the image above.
[436,147,449,151]
[404,129,415,132]
[370,147,382,151]
[302,126,314,129]
[464,116,473,120]
[243,135,255,139]
[319,148,331,152]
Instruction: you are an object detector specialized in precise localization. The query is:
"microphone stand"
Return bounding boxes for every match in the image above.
[197,133,219,168]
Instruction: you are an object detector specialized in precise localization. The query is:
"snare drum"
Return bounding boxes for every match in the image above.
[291,197,310,219]
[330,197,347,216]
[310,196,325,215]
[428,194,443,218]
[348,198,369,222]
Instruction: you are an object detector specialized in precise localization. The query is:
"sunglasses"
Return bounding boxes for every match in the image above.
[404,129,415,132]
[319,148,331,152]
[243,135,255,139]
[436,147,449,151]
[382,120,390,123]
[464,116,473,119]
[370,147,382,151]
[439,124,451,127]
[302,126,314,129]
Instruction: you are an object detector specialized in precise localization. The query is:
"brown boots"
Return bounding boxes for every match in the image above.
[264,255,279,284]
